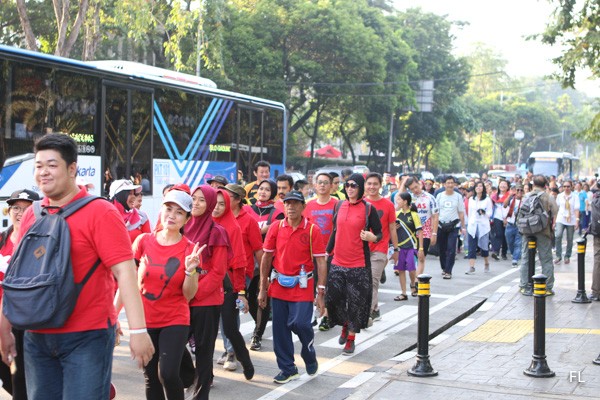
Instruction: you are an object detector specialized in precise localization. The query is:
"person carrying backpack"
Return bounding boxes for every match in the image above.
[588,181,600,301]
[0,133,154,400]
[518,175,558,296]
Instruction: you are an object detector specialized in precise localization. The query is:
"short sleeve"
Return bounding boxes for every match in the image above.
[310,224,326,257]
[263,221,280,252]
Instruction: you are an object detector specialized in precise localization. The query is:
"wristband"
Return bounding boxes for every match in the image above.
[238,290,246,295]
[129,328,147,335]
[393,248,399,252]
[432,233,437,236]
[419,248,424,251]
[185,269,197,277]
[317,285,326,290]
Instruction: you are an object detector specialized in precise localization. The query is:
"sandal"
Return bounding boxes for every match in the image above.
[410,284,418,297]
[394,294,408,301]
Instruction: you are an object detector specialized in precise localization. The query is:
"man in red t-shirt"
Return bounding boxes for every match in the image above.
[304,172,338,331]
[258,191,327,384]
[365,173,399,323]
[0,133,154,400]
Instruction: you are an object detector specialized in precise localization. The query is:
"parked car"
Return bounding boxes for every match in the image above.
[286,171,306,182]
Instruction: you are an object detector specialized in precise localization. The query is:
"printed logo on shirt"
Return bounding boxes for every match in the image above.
[140,255,180,301]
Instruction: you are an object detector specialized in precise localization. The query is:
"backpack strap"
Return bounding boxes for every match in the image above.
[59,195,103,219]
[266,208,277,226]
[77,258,102,289]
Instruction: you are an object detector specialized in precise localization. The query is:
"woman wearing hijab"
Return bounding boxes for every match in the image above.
[109,179,151,243]
[325,173,382,355]
[247,179,284,351]
[212,189,254,379]
[183,185,230,400]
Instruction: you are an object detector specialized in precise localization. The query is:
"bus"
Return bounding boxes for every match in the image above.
[0,45,287,228]
[526,151,578,179]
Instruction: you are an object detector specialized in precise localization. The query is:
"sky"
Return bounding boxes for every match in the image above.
[393,0,599,97]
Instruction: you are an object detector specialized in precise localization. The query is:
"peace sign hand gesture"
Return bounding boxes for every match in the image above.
[185,243,207,273]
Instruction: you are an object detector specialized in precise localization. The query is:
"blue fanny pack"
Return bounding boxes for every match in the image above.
[271,270,313,288]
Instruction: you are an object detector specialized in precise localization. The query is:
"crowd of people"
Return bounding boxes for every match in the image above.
[0,134,599,400]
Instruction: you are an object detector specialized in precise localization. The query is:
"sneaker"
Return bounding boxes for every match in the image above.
[501,255,508,261]
[564,258,570,264]
[484,264,490,273]
[342,338,355,355]
[370,309,381,321]
[442,272,452,279]
[312,316,318,326]
[306,361,319,376]
[217,351,228,365]
[589,293,600,301]
[545,289,555,297]
[380,269,387,284]
[338,325,348,345]
[554,258,562,265]
[243,364,255,380]
[250,336,261,351]
[465,267,476,275]
[367,317,373,328]
[273,368,299,384]
[491,253,499,261]
[319,316,330,331]
[188,336,196,354]
[511,261,518,267]
[223,353,237,371]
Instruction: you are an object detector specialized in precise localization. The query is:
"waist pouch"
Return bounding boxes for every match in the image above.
[271,270,313,288]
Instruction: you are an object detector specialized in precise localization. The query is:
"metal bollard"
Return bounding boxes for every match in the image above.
[408,274,438,377]
[524,274,555,377]
[572,236,591,303]
[522,236,537,296]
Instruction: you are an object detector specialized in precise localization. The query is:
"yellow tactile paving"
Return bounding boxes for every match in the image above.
[460,320,600,343]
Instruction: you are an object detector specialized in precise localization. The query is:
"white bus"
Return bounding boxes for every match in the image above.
[526,151,578,179]
[0,45,287,229]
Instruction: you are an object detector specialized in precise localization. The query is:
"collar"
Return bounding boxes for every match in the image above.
[281,216,309,230]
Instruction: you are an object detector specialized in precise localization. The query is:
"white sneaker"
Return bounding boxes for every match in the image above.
[223,353,237,371]
[465,267,476,275]
[217,351,228,365]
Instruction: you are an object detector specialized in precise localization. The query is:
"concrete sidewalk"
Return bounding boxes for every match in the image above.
[347,265,600,400]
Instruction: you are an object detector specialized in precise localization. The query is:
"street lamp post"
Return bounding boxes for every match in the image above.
[514,129,525,166]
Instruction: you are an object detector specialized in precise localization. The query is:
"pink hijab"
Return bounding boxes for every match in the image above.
[184,185,231,261]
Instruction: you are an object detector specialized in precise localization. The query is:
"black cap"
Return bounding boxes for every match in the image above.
[207,175,229,186]
[282,190,305,203]
[7,189,41,205]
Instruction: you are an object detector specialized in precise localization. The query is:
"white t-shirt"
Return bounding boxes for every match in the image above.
[556,192,578,226]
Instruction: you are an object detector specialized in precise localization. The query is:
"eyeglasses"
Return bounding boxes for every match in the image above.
[9,206,28,214]
[316,180,330,185]
[516,189,524,192]
[563,185,571,188]
[345,182,359,189]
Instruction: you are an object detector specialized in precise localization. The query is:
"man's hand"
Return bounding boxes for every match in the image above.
[430,235,437,246]
[315,292,326,317]
[129,332,154,369]
[258,288,268,309]
[391,251,399,265]
[0,330,16,367]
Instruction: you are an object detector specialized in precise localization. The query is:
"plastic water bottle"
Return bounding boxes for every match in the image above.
[236,298,245,312]
[299,265,308,289]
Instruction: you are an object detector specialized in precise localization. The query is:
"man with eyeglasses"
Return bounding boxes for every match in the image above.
[304,173,338,331]
[554,180,579,264]
[503,183,524,267]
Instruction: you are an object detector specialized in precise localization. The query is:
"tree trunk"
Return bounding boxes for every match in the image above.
[15,0,38,52]
[62,0,90,57]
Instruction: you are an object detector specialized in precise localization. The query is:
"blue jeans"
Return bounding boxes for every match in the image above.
[555,223,575,260]
[505,223,522,262]
[271,298,316,375]
[25,326,116,400]
[491,218,507,257]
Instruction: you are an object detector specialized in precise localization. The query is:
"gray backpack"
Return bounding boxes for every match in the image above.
[3,196,102,330]
[516,192,549,235]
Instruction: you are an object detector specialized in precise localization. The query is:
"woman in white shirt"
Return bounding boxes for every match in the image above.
[465,181,494,274]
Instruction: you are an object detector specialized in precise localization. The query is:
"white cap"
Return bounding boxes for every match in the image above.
[162,189,192,212]
[76,177,95,190]
[109,179,141,198]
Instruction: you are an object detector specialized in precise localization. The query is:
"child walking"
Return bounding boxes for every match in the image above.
[394,192,423,300]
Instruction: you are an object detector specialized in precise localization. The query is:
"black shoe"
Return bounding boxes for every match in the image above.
[491,253,500,261]
[319,316,330,331]
[501,255,508,260]
[338,324,348,345]
[380,269,387,284]
[243,364,255,380]
[250,336,261,351]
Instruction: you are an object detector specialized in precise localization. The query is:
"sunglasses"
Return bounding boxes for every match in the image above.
[345,182,359,189]
[563,185,572,188]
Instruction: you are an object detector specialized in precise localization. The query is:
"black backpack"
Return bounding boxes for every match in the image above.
[589,192,600,236]
[3,196,102,330]
[516,191,549,235]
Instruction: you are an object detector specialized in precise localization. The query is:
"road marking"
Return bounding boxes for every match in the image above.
[478,301,496,311]
[379,288,453,299]
[257,268,519,400]
[339,372,377,388]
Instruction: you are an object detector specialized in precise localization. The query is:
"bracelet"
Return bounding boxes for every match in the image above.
[432,233,437,236]
[238,290,246,295]
[185,269,197,277]
[129,328,147,335]
[238,293,246,297]
[317,285,326,290]
[419,248,424,251]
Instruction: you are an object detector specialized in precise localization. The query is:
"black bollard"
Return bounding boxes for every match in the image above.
[572,236,591,303]
[408,274,438,377]
[522,236,537,296]
[524,274,555,377]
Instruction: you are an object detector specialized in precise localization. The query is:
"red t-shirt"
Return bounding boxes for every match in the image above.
[248,205,284,233]
[17,188,134,333]
[365,197,396,254]
[188,245,228,307]
[0,237,16,299]
[236,209,263,279]
[129,219,151,243]
[263,218,326,302]
[304,197,338,247]
[133,233,194,328]
[331,201,370,268]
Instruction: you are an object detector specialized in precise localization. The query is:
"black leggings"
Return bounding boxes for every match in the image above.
[247,275,270,339]
[221,292,253,369]
[0,329,27,399]
[190,306,221,400]
[144,325,189,400]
